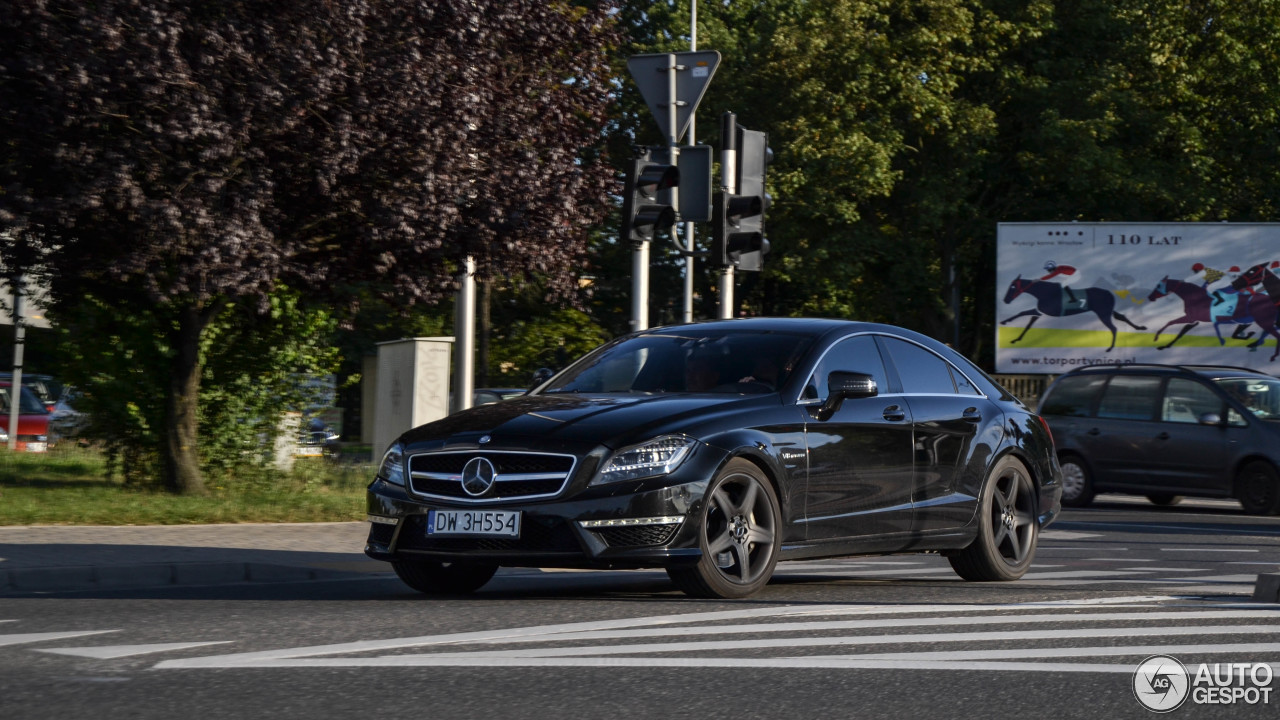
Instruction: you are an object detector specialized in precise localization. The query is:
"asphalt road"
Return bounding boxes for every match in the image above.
[2,496,1278,720]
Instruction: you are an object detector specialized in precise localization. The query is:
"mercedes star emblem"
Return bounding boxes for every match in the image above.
[461,457,498,496]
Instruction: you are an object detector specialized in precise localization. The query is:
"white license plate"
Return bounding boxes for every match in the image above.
[24,442,47,453]
[427,509,521,537]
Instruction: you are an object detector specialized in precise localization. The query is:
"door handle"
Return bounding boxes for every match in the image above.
[962,407,982,423]
[883,405,906,422]
[1086,427,1101,436]
[1156,431,1171,440]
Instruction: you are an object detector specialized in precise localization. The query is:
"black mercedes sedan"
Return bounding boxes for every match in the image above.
[365,318,1062,599]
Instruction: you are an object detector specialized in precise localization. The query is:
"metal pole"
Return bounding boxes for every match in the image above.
[452,256,475,413]
[7,274,24,450]
[682,1,697,324]
[718,112,737,319]
[630,238,649,332]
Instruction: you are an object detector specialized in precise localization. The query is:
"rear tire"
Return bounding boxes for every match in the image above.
[392,559,498,594]
[1237,460,1280,516]
[1058,454,1095,508]
[950,456,1039,582]
[667,458,781,599]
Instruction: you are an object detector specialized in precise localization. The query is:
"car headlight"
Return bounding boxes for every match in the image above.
[377,442,406,486]
[593,436,697,486]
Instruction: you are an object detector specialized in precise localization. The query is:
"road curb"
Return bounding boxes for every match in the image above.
[0,561,389,595]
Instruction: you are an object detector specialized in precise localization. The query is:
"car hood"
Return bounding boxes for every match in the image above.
[398,392,770,450]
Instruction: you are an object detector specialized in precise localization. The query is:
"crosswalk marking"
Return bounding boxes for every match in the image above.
[35,642,232,659]
[0,630,119,647]
[150,597,1280,672]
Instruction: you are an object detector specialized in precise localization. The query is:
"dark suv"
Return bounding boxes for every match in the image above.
[1038,364,1280,515]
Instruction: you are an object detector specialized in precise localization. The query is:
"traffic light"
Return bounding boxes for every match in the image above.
[621,153,679,245]
[712,193,768,268]
[712,126,772,270]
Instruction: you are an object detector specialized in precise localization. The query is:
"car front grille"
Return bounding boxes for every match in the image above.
[396,515,580,553]
[407,450,575,503]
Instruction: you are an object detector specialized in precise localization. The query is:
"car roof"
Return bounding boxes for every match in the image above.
[640,316,927,340]
[1058,363,1276,382]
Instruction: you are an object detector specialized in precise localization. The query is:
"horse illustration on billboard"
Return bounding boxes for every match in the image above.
[1145,276,1275,352]
[1001,276,1145,351]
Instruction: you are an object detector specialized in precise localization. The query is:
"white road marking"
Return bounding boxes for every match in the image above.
[1181,574,1263,583]
[1039,543,1131,548]
[815,643,1280,662]
[1022,570,1158,580]
[1162,547,1261,553]
[1040,531,1103,540]
[35,642,232,659]
[0,630,119,647]
[404,625,1280,659]
[153,597,1278,672]
[461,610,1280,646]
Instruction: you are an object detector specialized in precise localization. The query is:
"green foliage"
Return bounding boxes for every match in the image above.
[51,288,339,486]
[616,0,1280,366]
[487,307,609,385]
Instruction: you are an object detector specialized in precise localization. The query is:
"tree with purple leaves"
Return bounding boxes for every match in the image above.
[0,0,618,494]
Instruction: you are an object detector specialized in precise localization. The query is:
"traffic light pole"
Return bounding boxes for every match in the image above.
[630,54,682,333]
[682,3,697,325]
[718,112,737,319]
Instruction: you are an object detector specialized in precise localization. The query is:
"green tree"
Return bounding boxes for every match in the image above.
[618,0,1280,365]
[53,289,338,485]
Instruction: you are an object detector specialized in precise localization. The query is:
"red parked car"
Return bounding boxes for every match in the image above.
[0,382,52,452]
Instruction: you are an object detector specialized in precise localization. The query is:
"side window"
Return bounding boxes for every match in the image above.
[1096,376,1161,421]
[951,367,981,396]
[1161,378,1223,424]
[1039,375,1105,417]
[803,335,889,401]
[880,337,956,394]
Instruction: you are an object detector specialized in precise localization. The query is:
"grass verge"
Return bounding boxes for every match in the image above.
[0,446,371,525]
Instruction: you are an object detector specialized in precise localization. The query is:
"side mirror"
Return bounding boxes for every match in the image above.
[529,367,555,390]
[814,371,878,421]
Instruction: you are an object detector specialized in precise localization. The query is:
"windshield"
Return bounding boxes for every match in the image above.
[543,329,814,395]
[0,385,51,414]
[1214,377,1280,420]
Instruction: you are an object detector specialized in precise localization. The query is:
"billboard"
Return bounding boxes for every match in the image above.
[995,222,1280,375]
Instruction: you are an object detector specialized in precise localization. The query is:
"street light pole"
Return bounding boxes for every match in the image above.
[7,273,24,451]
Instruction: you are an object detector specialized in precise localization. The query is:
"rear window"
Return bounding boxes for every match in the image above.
[1039,374,1105,417]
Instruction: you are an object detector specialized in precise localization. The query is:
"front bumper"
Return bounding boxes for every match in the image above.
[364,471,715,571]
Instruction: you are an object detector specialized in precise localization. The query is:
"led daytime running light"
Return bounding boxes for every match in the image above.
[579,516,683,528]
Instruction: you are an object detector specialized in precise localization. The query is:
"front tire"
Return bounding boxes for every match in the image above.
[1237,460,1280,515]
[668,458,781,599]
[950,456,1039,581]
[1058,454,1095,508]
[392,559,498,595]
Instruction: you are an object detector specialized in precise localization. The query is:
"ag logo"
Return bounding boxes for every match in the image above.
[1133,655,1190,712]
